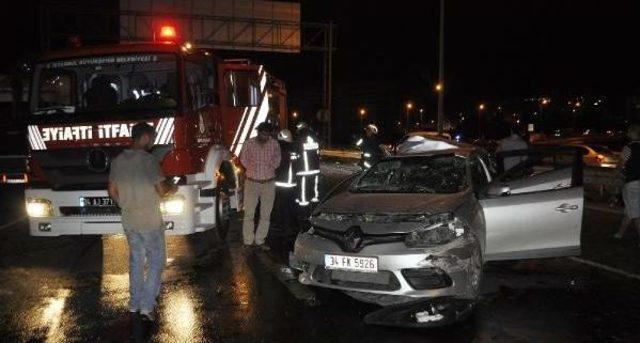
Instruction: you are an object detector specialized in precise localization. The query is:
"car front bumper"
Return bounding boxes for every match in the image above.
[290,230,482,305]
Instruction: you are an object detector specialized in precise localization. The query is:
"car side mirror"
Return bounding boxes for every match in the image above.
[487,184,511,197]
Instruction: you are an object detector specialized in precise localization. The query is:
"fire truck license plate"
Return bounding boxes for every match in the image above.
[80,197,115,207]
[324,254,378,273]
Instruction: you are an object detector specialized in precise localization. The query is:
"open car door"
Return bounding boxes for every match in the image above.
[481,147,583,261]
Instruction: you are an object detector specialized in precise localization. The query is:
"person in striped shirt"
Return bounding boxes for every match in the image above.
[239,122,281,250]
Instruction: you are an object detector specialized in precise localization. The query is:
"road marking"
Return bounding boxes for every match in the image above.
[0,217,26,231]
[254,250,319,305]
[569,256,640,282]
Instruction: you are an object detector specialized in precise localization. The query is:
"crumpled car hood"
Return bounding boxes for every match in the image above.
[312,191,470,234]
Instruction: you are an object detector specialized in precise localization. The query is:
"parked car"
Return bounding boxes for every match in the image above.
[290,137,583,327]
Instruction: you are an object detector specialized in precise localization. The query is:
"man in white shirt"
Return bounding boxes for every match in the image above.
[496,126,528,171]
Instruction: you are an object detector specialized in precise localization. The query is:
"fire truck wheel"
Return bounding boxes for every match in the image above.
[216,187,231,241]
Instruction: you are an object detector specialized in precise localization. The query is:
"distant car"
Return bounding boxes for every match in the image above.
[290,137,584,327]
[537,142,619,168]
[571,144,619,168]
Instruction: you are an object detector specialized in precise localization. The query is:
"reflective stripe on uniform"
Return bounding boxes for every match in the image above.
[276,182,297,188]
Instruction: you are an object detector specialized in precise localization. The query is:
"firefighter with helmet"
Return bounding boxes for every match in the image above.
[294,122,321,207]
[270,129,299,238]
[357,124,385,170]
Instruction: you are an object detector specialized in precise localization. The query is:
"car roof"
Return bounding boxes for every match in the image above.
[396,135,477,157]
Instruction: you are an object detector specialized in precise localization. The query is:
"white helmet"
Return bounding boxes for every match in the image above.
[277,129,293,143]
[365,124,379,135]
[296,122,308,131]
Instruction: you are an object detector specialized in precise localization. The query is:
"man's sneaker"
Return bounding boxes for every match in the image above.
[140,311,156,322]
[614,232,624,239]
[128,308,139,314]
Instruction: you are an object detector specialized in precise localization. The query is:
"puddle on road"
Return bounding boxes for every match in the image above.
[158,288,203,342]
[40,288,72,342]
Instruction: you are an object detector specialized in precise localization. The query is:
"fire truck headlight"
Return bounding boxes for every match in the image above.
[26,198,53,218]
[161,195,185,215]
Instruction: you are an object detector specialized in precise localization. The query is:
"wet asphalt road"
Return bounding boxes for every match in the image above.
[1,162,640,342]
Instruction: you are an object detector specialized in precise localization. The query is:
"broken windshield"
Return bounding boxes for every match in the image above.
[31,53,178,115]
[352,155,468,194]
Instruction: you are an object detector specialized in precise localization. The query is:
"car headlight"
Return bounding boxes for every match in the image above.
[26,198,53,218]
[160,195,185,215]
[404,213,467,248]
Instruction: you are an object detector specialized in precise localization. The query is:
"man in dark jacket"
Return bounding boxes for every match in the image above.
[271,129,299,238]
[614,124,640,243]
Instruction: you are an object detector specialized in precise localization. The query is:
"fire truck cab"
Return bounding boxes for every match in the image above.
[25,34,287,238]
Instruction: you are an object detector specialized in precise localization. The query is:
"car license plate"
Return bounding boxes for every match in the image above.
[324,254,378,273]
[80,197,115,207]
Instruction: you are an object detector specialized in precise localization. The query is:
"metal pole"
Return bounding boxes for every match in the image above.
[437,0,445,135]
[327,22,334,146]
[406,108,409,132]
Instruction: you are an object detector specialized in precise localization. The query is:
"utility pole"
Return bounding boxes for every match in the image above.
[437,0,445,135]
[322,23,334,146]
[327,22,333,146]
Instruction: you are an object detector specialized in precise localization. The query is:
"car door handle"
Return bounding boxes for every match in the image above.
[555,203,579,213]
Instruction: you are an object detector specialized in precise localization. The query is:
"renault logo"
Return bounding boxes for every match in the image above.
[342,226,365,252]
[87,149,110,172]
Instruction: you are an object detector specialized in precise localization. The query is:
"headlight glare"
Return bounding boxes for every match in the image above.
[26,198,53,218]
[405,214,467,248]
[161,195,185,215]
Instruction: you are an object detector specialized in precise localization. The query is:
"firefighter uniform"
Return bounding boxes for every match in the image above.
[357,127,384,170]
[271,130,299,236]
[295,124,321,207]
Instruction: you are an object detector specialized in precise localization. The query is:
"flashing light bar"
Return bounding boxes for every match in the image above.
[157,25,178,44]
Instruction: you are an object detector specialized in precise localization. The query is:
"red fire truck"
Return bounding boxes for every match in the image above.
[24,26,287,238]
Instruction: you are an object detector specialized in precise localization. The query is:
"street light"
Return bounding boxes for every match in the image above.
[292,111,299,119]
[405,102,413,131]
[359,108,367,130]
[435,83,443,92]
[478,103,485,138]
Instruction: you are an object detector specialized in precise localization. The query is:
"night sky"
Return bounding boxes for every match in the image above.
[2,0,640,141]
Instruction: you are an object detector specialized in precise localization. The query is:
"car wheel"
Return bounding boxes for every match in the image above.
[469,243,483,300]
[215,186,231,241]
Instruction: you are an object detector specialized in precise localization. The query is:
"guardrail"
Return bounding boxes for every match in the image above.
[321,149,360,160]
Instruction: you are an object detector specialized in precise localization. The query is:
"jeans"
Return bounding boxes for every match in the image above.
[242,179,275,245]
[125,229,166,312]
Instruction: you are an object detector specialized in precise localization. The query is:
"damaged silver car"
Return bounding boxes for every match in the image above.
[290,138,584,327]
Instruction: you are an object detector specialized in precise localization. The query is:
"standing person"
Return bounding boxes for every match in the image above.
[356,124,384,170]
[108,122,177,322]
[495,125,528,171]
[614,124,640,242]
[271,129,299,239]
[294,122,321,207]
[240,122,281,250]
